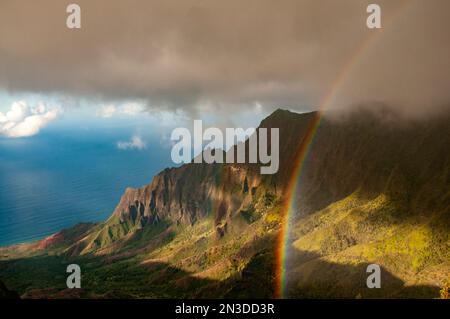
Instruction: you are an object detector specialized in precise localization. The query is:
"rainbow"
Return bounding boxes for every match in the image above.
[274,2,411,298]
[274,110,322,298]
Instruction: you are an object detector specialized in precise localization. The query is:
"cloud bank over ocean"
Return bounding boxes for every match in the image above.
[0,101,59,138]
[117,135,147,150]
[0,0,449,117]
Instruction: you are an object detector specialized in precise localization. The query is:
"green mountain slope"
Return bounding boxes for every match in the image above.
[0,108,448,298]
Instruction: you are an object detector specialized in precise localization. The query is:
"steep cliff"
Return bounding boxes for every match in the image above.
[1,107,448,298]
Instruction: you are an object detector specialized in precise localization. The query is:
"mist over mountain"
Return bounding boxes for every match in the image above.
[2,1,449,116]
[0,107,448,298]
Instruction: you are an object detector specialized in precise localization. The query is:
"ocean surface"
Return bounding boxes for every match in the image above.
[0,120,173,246]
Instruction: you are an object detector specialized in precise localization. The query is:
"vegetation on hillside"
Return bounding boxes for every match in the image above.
[0,108,448,299]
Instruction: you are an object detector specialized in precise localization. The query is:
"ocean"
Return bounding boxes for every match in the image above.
[0,120,173,246]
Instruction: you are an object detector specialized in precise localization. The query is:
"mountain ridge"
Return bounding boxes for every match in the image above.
[0,107,448,298]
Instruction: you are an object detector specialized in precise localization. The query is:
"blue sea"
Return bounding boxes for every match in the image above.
[0,116,174,246]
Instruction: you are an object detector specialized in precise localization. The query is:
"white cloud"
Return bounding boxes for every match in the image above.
[0,101,59,138]
[98,104,117,118]
[5,101,27,122]
[117,135,147,150]
[97,102,144,118]
[121,102,144,115]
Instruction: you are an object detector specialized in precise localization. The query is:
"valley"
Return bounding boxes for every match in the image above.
[0,108,448,299]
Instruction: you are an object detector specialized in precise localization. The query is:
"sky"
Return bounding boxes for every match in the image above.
[1,0,450,139]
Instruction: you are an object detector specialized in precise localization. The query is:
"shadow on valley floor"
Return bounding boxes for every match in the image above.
[0,248,441,299]
[0,279,19,299]
[285,249,440,298]
[0,253,217,298]
[199,249,441,299]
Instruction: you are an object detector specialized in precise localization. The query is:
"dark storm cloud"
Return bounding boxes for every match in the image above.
[0,0,449,115]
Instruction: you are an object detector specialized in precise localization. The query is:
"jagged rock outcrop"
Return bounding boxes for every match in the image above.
[107,109,319,231]
[88,107,450,249]
[110,162,263,234]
